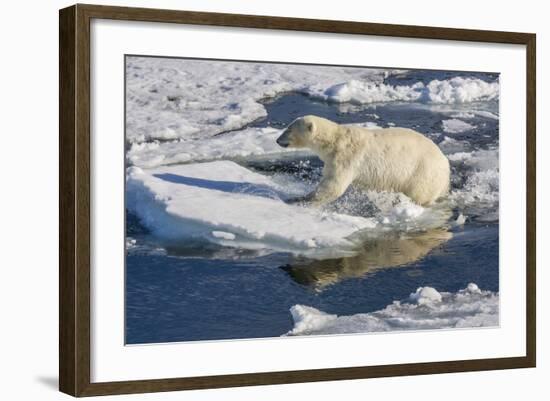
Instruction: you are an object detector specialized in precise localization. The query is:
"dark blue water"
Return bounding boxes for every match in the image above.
[125,70,499,344]
[126,224,497,343]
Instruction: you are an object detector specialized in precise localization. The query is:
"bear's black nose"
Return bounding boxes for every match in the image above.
[276,138,289,148]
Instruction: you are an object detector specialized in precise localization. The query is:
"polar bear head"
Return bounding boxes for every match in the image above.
[276,115,335,149]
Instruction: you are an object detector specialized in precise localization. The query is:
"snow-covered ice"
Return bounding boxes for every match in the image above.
[126,57,393,143]
[126,126,306,168]
[447,148,499,215]
[450,110,499,120]
[425,77,499,103]
[126,57,499,145]
[126,161,380,257]
[437,136,470,154]
[286,283,498,335]
[319,77,499,105]
[441,118,477,134]
[320,80,424,104]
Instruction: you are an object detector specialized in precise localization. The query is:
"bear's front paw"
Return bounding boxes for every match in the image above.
[285,192,322,207]
[285,196,307,205]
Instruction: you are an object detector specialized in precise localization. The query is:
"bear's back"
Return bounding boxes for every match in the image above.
[349,126,449,204]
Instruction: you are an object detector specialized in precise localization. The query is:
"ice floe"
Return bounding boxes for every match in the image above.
[319,77,499,106]
[438,136,471,154]
[441,118,477,134]
[450,110,499,120]
[426,77,499,104]
[126,56,392,143]
[446,148,499,219]
[286,283,498,335]
[126,161,380,257]
[126,126,307,168]
[320,80,424,104]
[126,56,499,144]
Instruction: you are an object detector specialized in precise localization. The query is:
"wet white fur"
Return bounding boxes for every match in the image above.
[276,115,450,206]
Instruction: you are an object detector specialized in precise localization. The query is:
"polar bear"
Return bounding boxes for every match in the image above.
[276,115,450,206]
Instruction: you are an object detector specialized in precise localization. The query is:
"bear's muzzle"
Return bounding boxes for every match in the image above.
[276,135,289,148]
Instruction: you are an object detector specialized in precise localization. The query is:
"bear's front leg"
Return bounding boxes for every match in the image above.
[300,165,353,206]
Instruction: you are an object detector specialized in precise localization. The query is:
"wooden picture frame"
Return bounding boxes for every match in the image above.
[59,3,536,397]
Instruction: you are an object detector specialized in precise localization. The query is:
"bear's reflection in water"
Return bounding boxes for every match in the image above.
[281,227,452,290]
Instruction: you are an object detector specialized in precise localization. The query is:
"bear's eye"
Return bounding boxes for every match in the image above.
[306,122,313,131]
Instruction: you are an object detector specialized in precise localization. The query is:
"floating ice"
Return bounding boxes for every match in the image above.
[126,56,393,143]
[321,80,423,104]
[423,104,499,121]
[438,136,470,154]
[441,118,477,134]
[450,169,499,209]
[426,77,499,104]
[126,56,498,144]
[125,236,167,256]
[451,110,499,120]
[451,112,475,119]
[126,126,308,168]
[126,237,137,249]
[351,121,383,130]
[447,148,499,218]
[470,110,499,120]
[460,149,499,171]
[211,231,236,240]
[318,77,499,106]
[126,161,378,257]
[359,191,452,230]
[455,213,467,225]
[286,283,498,335]
[409,286,442,305]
